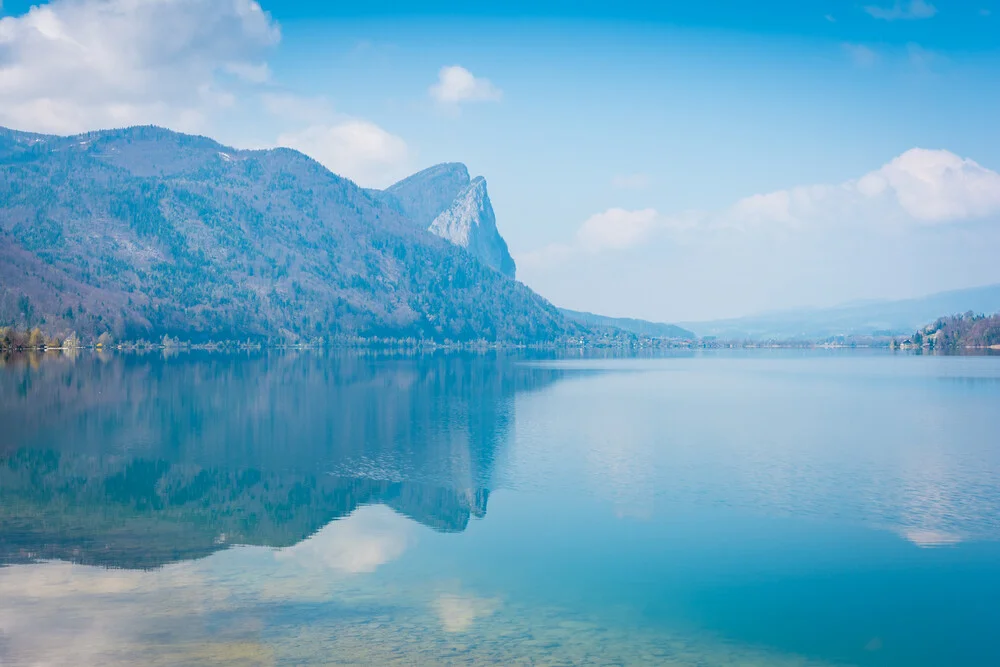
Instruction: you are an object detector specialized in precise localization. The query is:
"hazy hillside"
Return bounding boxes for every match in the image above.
[686,283,1000,341]
[560,309,694,339]
[0,126,574,343]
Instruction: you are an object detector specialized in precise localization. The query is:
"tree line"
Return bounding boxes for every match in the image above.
[906,312,1000,351]
[0,327,113,351]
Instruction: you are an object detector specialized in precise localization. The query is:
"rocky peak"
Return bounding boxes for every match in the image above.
[384,162,471,227]
[429,176,516,279]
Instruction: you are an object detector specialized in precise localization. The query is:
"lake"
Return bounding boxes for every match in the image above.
[1,350,999,666]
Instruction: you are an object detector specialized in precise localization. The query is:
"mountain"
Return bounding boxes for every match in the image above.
[381,165,516,279]
[382,162,471,228]
[0,126,568,343]
[559,309,694,339]
[686,283,1000,341]
[428,177,516,279]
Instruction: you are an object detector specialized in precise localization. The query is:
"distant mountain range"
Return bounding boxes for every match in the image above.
[0,126,571,343]
[560,309,694,339]
[685,283,1000,341]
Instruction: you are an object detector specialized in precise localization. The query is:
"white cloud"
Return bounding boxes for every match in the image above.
[866,148,1000,221]
[429,65,502,106]
[611,173,651,190]
[0,0,415,186]
[222,60,271,84]
[843,43,879,67]
[705,148,1000,231]
[518,208,672,270]
[718,149,1000,229]
[277,120,411,188]
[578,208,660,252]
[727,190,796,226]
[864,0,937,20]
[0,0,280,134]
[263,90,412,186]
[520,148,1000,270]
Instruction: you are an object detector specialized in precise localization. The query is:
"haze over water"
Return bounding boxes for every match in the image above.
[1,350,999,666]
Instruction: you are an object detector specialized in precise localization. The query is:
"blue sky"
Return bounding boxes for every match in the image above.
[1,0,999,320]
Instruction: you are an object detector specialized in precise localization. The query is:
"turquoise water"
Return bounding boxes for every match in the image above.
[1,350,999,665]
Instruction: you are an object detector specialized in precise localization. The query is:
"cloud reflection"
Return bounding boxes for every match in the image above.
[275,505,414,574]
[433,593,500,633]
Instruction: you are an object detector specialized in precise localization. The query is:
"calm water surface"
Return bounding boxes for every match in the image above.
[1,350,999,666]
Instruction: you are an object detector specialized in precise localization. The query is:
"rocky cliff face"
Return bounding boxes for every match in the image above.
[381,166,517,280]
[428,177,516,279]
[383,162,471,228]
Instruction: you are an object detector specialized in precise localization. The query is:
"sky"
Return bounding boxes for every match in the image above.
[1,0,999,321]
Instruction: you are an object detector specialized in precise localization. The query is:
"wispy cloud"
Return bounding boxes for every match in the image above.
[843,43,879,67]
[611,173,651,190]
[222,61,272,84]
[260,93,335,124]
[578,208,661,251]
[429,65,503,106]
[907,43,942,69]
[518,208,701,269]
[864,0,937,20]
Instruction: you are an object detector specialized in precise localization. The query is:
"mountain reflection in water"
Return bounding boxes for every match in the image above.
[0,351,565,569]
[3,351,1000,667]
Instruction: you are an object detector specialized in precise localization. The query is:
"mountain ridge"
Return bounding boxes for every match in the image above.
[684,283,1000,340]
[0,124,573,343]
[560,309,694,339]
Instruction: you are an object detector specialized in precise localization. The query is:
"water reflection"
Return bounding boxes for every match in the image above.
[3,352,1000,666]
[511,355,1000,546]
[0,351,565,569]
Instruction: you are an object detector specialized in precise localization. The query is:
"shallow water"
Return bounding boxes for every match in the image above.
[1,350,999,666]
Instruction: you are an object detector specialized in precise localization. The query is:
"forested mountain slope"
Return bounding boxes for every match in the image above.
[0,126,572,342]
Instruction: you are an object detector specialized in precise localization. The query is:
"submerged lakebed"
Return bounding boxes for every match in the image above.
[1,350,999,666]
